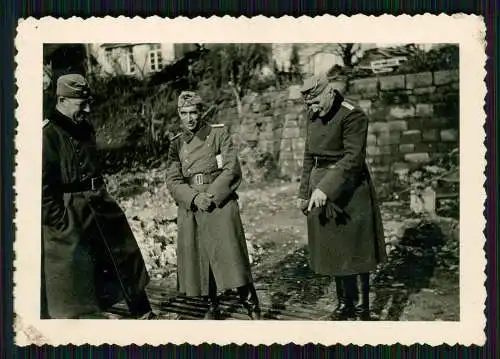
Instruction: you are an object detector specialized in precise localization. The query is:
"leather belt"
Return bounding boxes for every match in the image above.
[61,176,106,193]
[313,156,338,169]
[185,171,221,185]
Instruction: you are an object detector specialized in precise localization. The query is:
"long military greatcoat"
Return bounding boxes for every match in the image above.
[298,95,388,276]
[41,110,149,319]
[166,123,253,297]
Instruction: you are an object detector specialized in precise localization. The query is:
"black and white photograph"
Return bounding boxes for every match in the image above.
[14,16,486,346]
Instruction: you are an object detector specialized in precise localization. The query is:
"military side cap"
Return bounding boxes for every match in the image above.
[178,91,203,108]
[56,74,91,99]
[300,75,329,101]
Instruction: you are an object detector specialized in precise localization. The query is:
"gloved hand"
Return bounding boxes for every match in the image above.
[309,201,347,225]
[193,192,215,211]
[324,202,340,221]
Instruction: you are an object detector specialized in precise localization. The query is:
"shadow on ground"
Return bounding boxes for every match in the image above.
[251,220,454,321]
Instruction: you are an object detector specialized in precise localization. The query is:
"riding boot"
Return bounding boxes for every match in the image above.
[341,275,359,320]
[331,276,347,320]
[355,273,375,320]
[204,266,221,320]
[238,283,262,320]
[127,290,158,319]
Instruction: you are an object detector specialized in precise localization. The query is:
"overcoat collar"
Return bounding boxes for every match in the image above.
[49,109,95,141]
[182,122,211,143]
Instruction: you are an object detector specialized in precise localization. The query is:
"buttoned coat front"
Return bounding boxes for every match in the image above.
[298,95,387,276]
[41,110,150,319]
[166,123,253,297]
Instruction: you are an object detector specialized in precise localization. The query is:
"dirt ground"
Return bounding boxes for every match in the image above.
[146,182,459,321]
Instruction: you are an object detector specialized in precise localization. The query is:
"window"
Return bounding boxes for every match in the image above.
[104,46,135,75]
[126,47,136,74]
[148,44,163,72]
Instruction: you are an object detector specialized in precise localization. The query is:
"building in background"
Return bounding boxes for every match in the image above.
[90,43,176,78]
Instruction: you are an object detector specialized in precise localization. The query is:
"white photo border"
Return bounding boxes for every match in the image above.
[14,14,487,346]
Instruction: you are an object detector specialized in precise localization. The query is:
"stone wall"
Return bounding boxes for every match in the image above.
[213,70,459,189]
[346,70,459,183]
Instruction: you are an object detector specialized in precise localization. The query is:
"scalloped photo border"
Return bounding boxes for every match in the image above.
[13,14,487,346]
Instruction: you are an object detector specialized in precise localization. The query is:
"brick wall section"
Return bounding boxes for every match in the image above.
[214,70,459,188]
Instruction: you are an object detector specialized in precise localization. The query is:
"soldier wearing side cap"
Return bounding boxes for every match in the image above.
[41,74,156,319]
[297,75,387,320]
[166,91,261,320]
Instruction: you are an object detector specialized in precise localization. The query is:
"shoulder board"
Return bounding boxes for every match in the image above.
[170,133,182,140]
[341,101,355,111]
[42,119,50,128]
[210,123,225,128]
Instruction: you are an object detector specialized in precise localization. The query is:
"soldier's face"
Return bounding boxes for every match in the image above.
[305,87,334,117]
[59,97,91,122]
[178,105,201,131]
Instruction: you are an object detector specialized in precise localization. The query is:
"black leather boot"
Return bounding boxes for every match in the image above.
[334,275,358,320]
[331,276,348,320]
[238,284,262,320]
[127,290,159,319]
[355,273,377,321]
[204,267,221,320]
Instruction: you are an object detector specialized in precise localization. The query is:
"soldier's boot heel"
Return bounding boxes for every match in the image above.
[238,284,262,320]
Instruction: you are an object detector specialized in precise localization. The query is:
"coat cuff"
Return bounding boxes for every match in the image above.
[208,188,231,207]
[316,169,344,201]
[178,189,199,209]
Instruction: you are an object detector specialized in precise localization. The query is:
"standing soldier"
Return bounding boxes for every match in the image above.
[42,74,156,319]
[166,91,261,320]
[297,75,387,320]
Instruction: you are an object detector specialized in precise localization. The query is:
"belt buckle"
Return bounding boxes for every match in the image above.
[194,173,204,185]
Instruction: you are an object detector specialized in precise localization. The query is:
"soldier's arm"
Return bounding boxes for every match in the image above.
[316,109,368,201]
[206,127,242,207]
[166,138,200,208]
[298,120,314,199]
[42,129,65,228]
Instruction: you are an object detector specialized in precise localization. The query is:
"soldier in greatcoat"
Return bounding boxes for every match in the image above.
[297,75,388,320]
[41,74,156,319]
[166,91,261,320]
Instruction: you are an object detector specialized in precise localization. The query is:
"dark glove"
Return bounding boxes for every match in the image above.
[309,201,348,225]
